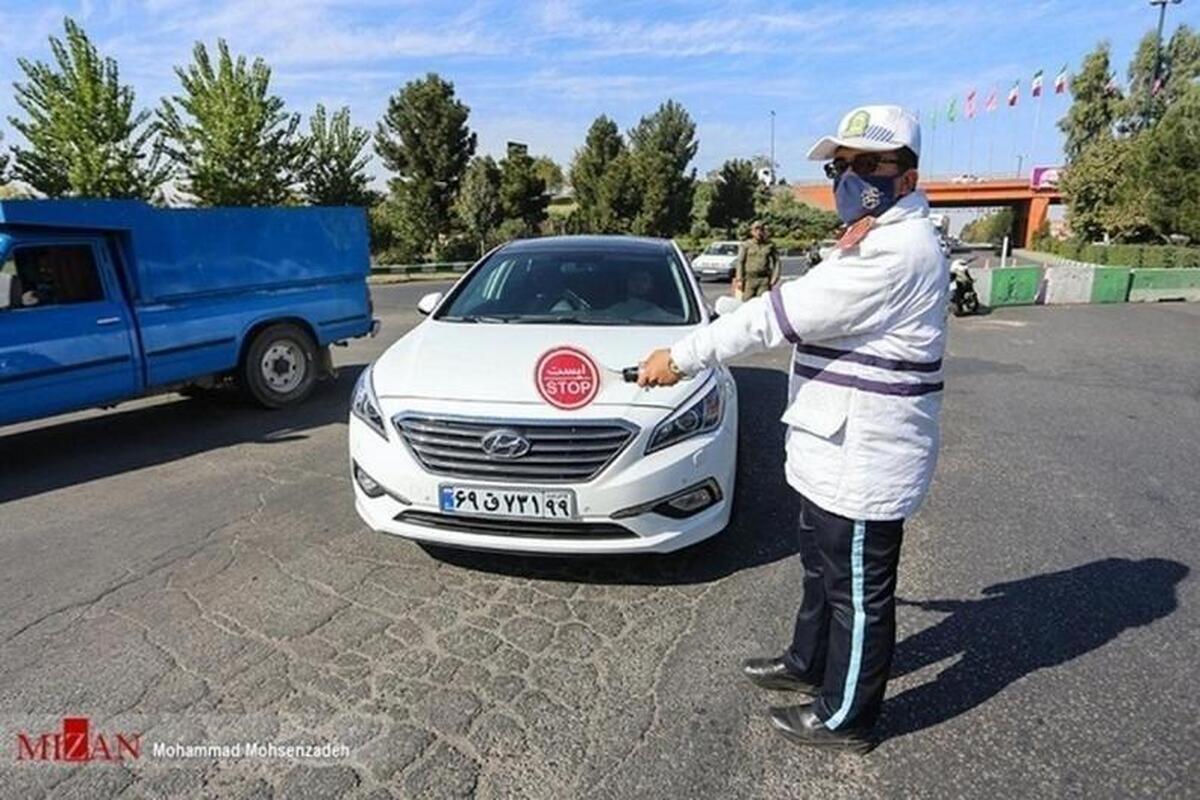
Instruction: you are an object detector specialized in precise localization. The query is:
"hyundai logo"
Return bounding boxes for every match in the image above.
[480,429,532,459]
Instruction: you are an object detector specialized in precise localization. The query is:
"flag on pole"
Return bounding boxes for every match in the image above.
[1054,64,1068,94]
[1031,69,1044,98]
[966,89,977,119]
[947,96,958,122]
[985,88,998,112]
[1007,80,1020,107]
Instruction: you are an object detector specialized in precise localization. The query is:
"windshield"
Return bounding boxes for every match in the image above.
[437,245,700,326]
[704,243,739,256]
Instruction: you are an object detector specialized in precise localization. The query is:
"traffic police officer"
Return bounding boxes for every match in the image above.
[639,105,946,753]
[733,221,780,299]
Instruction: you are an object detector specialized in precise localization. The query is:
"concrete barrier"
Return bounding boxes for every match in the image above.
[1043,265,1094,304]
[1128,269,1200,303]
[1040,265,1132,305]
[987,267,1043,307]
[1090,267,1132,303]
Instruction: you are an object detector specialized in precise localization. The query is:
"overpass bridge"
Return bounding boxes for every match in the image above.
[792,177,1063,247]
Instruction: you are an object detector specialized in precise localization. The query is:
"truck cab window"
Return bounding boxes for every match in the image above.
[2,244,103,310]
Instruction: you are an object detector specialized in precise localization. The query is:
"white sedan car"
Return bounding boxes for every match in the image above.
[350,236,738,555]
[691,241,741,281]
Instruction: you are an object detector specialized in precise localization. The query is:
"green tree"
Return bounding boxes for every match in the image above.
[499,152,549,235]
[369,191,438,263]
[456,155,503,255]
[1059,135,1155,242]
[158,40,306,206]
[531,156,565,194]
[375,73,476,252]
[960,208,1015,245]
[1143,83,1200,241]
[706,159,760,232]
[0,131,8,181]
[627,100,698,236]
[1119,25,1200,133]
[1059,42,1120,161]
[570,115,628,231]
[758,192,840,243]
[8,18,167,199]
[299,104,372,206]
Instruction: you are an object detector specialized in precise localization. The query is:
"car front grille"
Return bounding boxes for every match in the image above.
[393,415,638,483]
[395,510,637,539]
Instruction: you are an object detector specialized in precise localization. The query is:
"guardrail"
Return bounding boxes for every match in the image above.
[371,261,474,275]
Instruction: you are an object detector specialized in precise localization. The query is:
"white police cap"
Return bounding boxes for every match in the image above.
[807,105,921,160]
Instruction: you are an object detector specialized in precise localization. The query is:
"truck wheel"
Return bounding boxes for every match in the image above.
[241,323,318,409]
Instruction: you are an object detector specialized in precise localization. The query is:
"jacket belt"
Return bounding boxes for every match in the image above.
[791,361,944,397]
[794,342,942,373]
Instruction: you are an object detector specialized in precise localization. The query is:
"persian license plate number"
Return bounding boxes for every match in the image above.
[438,485,577,520]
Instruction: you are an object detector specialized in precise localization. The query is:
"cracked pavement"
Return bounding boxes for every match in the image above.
[1,283,1197,799]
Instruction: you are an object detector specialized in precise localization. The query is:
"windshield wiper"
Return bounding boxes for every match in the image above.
[441,314,510,323]
[510,314,629,325]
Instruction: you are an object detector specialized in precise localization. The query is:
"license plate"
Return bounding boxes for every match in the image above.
[703,269,718,275]
[438,485,577,520]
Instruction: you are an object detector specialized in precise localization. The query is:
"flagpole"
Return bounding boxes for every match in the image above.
[987,114,994,175]
[1030,93,1043,177]
[949,120,955,175]
[968,115,976,175]
[929,113,937,177]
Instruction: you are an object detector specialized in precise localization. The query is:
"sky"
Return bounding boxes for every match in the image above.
[1,0,1198,192]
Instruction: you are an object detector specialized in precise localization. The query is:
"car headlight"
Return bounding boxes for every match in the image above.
[352,365,387,440]
[646,381,723,454]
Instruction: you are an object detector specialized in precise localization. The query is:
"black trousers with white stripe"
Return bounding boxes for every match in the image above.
[783,493,905,732]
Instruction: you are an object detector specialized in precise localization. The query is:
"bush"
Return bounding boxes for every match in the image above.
[1037,237,1200,268]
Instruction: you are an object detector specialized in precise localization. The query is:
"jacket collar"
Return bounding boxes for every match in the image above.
[874,189,930,227]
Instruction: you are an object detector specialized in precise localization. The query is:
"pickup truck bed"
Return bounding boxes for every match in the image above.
[0,200,375,426]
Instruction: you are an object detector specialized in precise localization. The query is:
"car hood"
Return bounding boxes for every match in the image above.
[372,320,712,410]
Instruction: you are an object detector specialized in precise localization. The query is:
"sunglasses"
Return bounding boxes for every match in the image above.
[823,154,903,180]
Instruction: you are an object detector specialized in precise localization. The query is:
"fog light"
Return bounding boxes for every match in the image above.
[353,462,386,498]
[667,487,715,513]
[611,479,722,520]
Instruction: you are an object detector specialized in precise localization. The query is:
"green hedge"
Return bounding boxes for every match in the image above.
[1039,239,1200,269]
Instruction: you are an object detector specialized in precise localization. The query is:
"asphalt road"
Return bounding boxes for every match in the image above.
[1,282,1197,799]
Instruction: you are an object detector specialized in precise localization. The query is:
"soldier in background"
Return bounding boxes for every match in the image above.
[733,221,781,299]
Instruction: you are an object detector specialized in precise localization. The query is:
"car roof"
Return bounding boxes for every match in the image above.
[498,235,674,256]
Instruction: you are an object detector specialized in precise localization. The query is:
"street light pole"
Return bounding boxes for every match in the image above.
[769,110,776,186]
[1148,0,1183,119]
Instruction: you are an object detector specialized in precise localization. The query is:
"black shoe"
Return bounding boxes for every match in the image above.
[768,703,876,754]
[741,656,820,694]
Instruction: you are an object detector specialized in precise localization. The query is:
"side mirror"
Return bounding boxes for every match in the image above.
[713,295,742,318]
[416,291,444,316]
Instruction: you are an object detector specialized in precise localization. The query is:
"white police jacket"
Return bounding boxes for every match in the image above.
[672,191,947,521]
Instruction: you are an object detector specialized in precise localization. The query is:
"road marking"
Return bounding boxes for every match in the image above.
[965,319,1029,328]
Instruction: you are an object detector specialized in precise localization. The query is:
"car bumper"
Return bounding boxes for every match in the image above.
[693,266,735,281]
[348,391,738,555]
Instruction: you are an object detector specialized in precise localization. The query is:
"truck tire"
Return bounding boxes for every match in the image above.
[240,323,318,409]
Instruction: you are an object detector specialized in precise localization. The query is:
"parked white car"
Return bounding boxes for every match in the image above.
[350,236,739,555]
[691,241,740,281]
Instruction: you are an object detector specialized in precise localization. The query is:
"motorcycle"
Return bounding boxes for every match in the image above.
[949,257,981,316]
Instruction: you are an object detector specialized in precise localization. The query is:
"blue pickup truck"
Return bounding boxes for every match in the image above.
[0,199,375,427]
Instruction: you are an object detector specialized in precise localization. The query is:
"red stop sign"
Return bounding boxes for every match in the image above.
[535,347,600,410]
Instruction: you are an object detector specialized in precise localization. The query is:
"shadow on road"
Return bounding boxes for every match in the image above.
[424,365,800,585]
[882,557,1189,740]
[0,365,366,503]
